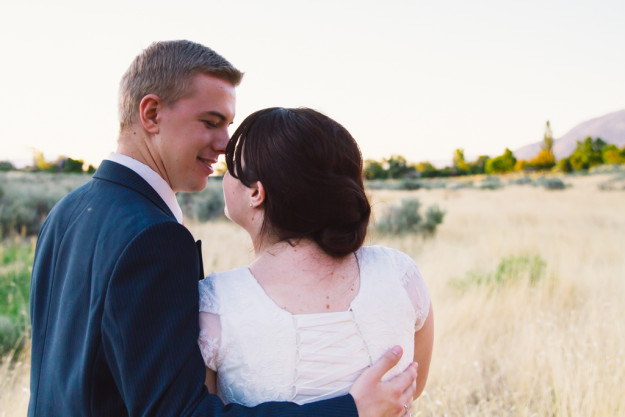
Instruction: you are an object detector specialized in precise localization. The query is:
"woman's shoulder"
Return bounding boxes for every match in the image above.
[358,245,417,272]
[198,266,251,313]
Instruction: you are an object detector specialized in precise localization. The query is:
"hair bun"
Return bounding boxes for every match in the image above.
[313,179,371,258]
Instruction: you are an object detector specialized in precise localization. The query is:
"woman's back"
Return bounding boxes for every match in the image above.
[198,245,430,406]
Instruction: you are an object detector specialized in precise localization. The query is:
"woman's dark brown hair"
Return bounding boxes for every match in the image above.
[225,107,371,258]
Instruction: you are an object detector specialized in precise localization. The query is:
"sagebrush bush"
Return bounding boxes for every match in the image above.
[396,179,422,190]
[365,180,421,190]
[446,181,473,190]
[420,180,450,190]
[478,176,503,190]
[451,254,548,292]
[597,173,625,191]
[535,176,566,190]
[0,172,228,236]
[589,163,625,174]
[375,198,445,236]
[0,172,90,237]
[508,176,533,186]
[365,178,468,191]
[177,178,225,222]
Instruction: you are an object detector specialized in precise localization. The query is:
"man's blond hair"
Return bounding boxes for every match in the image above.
[118,40,243,129]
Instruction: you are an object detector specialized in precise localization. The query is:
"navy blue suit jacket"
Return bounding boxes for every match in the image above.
[29,160,358,416]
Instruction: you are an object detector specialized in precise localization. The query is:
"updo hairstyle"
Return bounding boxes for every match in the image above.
[225,107,371,258]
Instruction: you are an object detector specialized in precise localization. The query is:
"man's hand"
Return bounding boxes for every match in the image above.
[349,346,417,417]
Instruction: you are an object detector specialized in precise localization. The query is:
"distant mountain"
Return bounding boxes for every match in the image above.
[514,109,625,161]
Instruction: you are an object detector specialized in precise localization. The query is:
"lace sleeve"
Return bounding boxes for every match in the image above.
[198,274,221,371]
[198,273,219,314]
[198,312,221,371]
[390,250,431,331]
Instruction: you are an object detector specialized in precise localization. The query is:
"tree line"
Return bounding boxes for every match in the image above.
[3,122,624,178]
[0,150,96,174]
[364,122,625,180]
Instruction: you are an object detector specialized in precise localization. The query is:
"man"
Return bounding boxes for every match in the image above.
[29,40,417,416]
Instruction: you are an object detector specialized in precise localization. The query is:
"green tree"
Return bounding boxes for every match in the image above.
[555,157,573,173]
[32,150,55,172]
[542,121,554,152]
[62,158,85,173]
[485,148,517,174]
[529,149,556,171]
[452,149,470,175]
[529,121,556,170]
[414,161,438,178]
[601,144,625,164]
[0,161,15,171]
[386,155,414,179]
[468,155,489,174]
[363,159,387,180]
[569,137,606,171]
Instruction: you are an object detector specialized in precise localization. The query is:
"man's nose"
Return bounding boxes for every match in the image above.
[214,128,230,153]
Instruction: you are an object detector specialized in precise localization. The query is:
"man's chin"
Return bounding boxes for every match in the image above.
[177,178,208,193]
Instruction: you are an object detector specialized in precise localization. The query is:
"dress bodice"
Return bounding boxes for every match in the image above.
[198,245,430,406]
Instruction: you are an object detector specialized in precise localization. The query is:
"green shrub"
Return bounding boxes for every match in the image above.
[177,178,225,222]
[478,176,503,190]
[365,178,462,190]
[589,164,625,174]
[0,315,19,355]
[0,241,34,355]
[597,173,625,191]
[508,176,533,186]
[446,181,473,190]
[421,179,452,190]
[532,176,567,190]
[0,172,90,236]
[538,177,566,190]
[375,198,445,236]
[396,179,422,190]
[451,254,547,292]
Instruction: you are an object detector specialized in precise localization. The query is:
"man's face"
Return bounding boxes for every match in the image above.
[153,73,236,193]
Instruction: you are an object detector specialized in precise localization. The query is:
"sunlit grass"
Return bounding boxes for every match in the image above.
[2,172,624,416]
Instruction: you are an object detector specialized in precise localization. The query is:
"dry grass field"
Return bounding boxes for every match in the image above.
[2,172,624,416]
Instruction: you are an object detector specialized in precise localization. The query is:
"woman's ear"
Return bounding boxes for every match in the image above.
[249,181,266,208]
[139,94,161,133]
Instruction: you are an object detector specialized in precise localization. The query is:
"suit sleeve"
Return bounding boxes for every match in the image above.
[102,221,358,417]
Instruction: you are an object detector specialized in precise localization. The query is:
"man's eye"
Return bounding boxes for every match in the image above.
[203,120,218,128]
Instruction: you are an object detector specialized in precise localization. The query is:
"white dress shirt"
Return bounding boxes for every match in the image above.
[107,152,184,224]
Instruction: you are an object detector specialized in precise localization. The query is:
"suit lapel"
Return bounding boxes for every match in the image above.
[93,160,176,221]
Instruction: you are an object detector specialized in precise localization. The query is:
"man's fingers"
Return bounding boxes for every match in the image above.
[366,346,404,381]
[389,361,418,397]
[398,370,417,417]
[399,376,417,410]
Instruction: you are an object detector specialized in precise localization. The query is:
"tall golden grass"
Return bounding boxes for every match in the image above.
[2,173,624,416]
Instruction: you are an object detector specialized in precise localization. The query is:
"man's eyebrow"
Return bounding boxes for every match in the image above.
[199,111,227,121]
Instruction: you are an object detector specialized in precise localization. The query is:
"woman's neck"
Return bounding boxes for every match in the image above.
[248,239,360,314]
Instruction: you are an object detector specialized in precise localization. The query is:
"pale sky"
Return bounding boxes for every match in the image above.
[1,0,624,167]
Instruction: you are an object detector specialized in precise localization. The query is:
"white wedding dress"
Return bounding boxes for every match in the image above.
[197,245,430,406]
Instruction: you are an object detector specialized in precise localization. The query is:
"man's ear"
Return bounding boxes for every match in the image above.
[139,94,161,133]
[249,181,266,208]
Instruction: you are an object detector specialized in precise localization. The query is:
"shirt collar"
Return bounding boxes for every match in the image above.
[107,152,184,224]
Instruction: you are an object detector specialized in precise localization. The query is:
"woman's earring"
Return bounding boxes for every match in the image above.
[249,203,253,207]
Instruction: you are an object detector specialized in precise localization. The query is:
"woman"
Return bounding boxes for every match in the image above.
[198,107,433,407]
